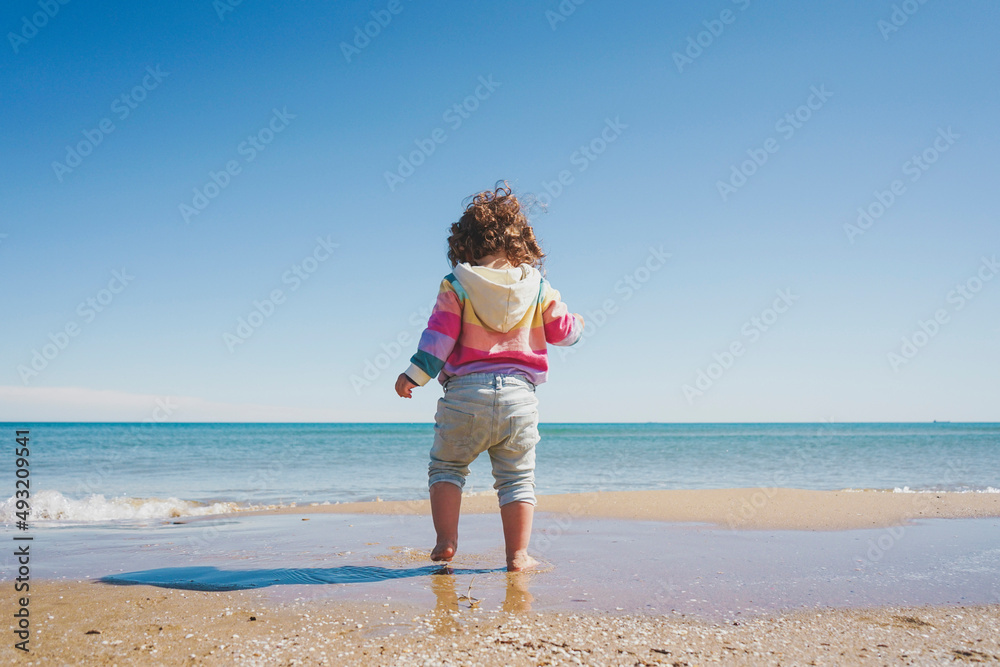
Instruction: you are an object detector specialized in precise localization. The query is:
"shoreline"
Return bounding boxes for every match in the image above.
[242,487,1000,531]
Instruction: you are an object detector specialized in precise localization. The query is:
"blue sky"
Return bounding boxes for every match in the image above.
[1,0,997,422]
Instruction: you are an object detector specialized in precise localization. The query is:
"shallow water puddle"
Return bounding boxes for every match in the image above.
[9,512,1000,620]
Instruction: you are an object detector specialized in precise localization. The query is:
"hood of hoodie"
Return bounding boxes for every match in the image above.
[452,262,542,333]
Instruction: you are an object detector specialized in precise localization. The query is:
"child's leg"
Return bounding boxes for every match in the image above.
[428,383,489,562]
[430,481,462,561]
[491,382,541,571]
[500,500,538,572]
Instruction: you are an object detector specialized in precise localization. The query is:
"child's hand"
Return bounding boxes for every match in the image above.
[395,373,417,398]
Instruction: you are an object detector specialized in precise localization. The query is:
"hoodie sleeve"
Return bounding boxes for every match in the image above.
[541,282,584,347]
[404,279,463,386]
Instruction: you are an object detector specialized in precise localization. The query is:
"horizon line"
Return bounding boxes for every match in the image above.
[1,421,994,426]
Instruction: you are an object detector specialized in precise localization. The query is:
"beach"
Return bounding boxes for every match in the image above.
[7,0,999,661]
[9,488,1000,665]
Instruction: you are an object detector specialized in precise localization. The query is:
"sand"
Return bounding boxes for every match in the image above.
[258,487,1000,530]
[11,580,1000,665]
[9,489,1000,664]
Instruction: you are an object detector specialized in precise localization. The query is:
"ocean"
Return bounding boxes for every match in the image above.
[3,422,998,525]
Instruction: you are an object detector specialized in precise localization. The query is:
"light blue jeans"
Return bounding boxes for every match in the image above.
[428,372,540,507]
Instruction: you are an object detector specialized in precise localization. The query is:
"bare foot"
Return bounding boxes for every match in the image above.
[506,550,538,572]
[431,540,456,562]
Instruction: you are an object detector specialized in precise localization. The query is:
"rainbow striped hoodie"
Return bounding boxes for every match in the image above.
[404,263,584,387]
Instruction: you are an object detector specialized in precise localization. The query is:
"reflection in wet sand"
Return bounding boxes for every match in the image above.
[503,572,533,613]
[429,569,461,633]
[430,568,534,623]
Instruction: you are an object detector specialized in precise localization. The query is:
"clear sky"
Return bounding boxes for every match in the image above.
[1,0,997,423]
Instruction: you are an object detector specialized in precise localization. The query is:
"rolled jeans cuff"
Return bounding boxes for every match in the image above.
[497,484,536,507]
[428,472,466,491]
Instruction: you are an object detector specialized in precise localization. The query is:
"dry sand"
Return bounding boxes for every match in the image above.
[10,580,1000,666]
[257,487,1000,530]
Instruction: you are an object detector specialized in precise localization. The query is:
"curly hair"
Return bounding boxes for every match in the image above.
[446,182,545,268]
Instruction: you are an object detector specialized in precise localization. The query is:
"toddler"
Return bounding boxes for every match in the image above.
[395,183,583,571]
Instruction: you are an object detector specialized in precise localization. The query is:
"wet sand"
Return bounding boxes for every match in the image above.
[24,511,1000,615]
[261,487,1000,530]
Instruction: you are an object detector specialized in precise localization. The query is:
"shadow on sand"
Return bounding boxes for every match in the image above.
[98,565,506,592]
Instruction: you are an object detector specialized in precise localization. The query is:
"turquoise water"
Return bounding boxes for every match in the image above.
[2,422,998,523]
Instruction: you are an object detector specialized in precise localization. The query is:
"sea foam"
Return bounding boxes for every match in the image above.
[1,489,242,524]
[891,486,1000,493]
